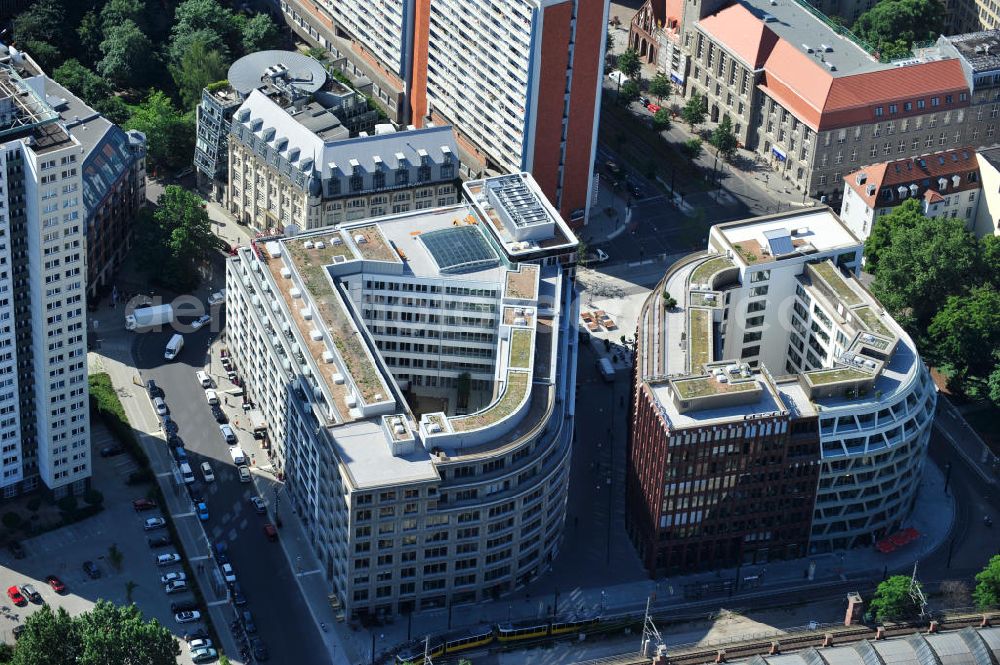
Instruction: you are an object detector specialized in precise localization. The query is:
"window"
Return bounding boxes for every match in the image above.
[874,107,883,117]
[889,104,898,113]
[904,102,912,111]
[395,168,409,186]
[743,331,762,343]
[750,285,769,297]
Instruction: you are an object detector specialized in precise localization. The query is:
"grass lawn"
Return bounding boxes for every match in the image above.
[689,309,711,370]
[690,256,734,286]
[807,367,872,385]
[811,262,862,306]
[509,329,532,368]
[451,371,529,432]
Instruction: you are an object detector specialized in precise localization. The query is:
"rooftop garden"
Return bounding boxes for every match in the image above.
[854,306,893,338]
[732,243,759,264]
[689,309,711,371]
[806,367,873,385]
[509,329,532,369]
[674,376,759,400]
[811,262,862,306]
[286,235,356,266]
[450,371,529,432]
[350,225,398,262]
[690,256,734,286]
[284,243,385,403]
[505,265,538,300]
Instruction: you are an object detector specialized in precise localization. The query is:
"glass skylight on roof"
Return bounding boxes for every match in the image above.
[421,226,499,275]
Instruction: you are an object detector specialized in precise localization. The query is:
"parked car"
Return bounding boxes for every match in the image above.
[12,625,24,640]
[188,638,213,650]
[171,600,200,613]
[251,638,269,661]
[147,535,173,549]
[175,611,201,624]
[191,647,218,664]
[646,102,661,113]
[164,580,188,594]
[190,314,211,331]
[238,466,251,483]
[220,563,236,584]
[6,586,25,606]
[264,523,278,542]
[250,497,266,514]
[133,498,157,512]
[160,572,186,585]
[45,575,66,593]
[205,389,219,405]
[219,424,236,444]
[144,517,166,531]
[639,96,651,107]
[211,404,228,424]
[146,379,163,399]
[229,447,246,465]
[201,462,215,483]
[196,502,209,521]
[230,582,247,606]
[152,397,168,416]
[156,553,182,566]
[99,444,124,457]
[8,541,25,559]
[626,179,642,197]
[82,561,101,579]
[20,584,41,603]
[207,290,226,307]
[184,630,210,643]
[213,542,229,565]
[241,609,257,634]
[196,370,212,388]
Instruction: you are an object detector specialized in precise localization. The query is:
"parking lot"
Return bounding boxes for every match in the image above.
[0,421,205,663]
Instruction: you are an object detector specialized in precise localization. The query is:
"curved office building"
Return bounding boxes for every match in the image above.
[626,208,936,575]
[226,172,580,618]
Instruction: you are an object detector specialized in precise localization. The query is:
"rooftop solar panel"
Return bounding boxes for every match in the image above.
[421,226,499,275]
[763,228,795,256]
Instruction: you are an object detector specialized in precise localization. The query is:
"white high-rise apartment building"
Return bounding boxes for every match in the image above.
[0,49,93,497]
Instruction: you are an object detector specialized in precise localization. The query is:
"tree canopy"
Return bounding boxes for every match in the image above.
[10,601,178,665]
[864,198,925,273]
[682,137,703,161]
[652,107,671,130]
[98,19,156,89]
[649,73,671,102]
[870,212,980,324]
[870,575,923,622]
[125,91,196,171]
[617,48,641,79]
[710,116,738,161]
[974,554,1000,609]
[171,38,229,109]
[682,92,706,130]
[928,285,1000,378]
[852,0,944,61]
[620,80,641,104]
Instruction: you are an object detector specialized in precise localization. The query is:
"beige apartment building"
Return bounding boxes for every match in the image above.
[634,0,1000,205]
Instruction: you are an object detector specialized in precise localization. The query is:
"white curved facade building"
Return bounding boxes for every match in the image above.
[627,208,935,575]
[225,173,580,617]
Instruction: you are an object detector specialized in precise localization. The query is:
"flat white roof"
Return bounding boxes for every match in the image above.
[331,420,437,489]
[651,377,787,428]
[717,209,861,258]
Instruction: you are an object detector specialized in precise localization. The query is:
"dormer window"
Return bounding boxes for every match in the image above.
[938,177,948,191]
[881,188,893,200]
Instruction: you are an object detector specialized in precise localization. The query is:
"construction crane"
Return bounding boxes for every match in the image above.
[640,595,667,658]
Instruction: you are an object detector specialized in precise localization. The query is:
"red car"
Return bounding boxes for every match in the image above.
[647,103,662,113]
[45,575,66,594]
[132,498,157,512]
[6,586,25,606]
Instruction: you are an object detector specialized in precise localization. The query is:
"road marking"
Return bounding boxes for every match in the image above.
[156,472,173,478]
[189,555,211,562]
[297,568,323,577]
[207,599,230,607]
[173,511,195,518]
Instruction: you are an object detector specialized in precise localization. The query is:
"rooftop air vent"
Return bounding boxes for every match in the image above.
[762,13,776,21]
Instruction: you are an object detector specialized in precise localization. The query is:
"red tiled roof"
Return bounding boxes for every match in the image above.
[699,5,970,132]
[923,189,944,203]
[698,4,779,69]
[843,147,979,208]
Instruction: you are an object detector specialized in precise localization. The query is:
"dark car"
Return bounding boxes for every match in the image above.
[12,625,24,640]
[170,600,200,613]
[213,542,229,565]
[82,561,101,579]
[147,534,173,548]
[172,446,188,463]
[251,638,269,661]
[45,575,66,593]
[163,417,179,436]
[627,179,642,198]
[20,584,41,603]
[167,433,183,448]
[184,628,210,643]
[230,581,247,606]
[146,379,163,399]
[132,498,157,512]
[8,540,25,559]
[241,609,257,634]
[99,444,124,457]
[211,404,228,424]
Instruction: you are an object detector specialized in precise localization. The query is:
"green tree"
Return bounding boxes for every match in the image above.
[53,60,112,107]
[853,0,944,60]
[620,80,641,104]
[980,234,1000,289]
[652,107,672,130]
[237,13,281,54]
[171,0,240,60]
[617,48,641,79]
[864,198,924,273]
[974,554,1000,609]
[928,285,1000,378]
[75,601,179,665]
[76,11,104,66]
[649,73,672,102]
[989,365,1000,407]
[871,213,980,324]
[681,137,703,161]
[171,38,229,109]
[682,92,706,130]
[100,0,147,33]
[12,0,67,53]
[98,20,155,89]
[870,575,922,622]
[94,97,132,126]
[710,116,739,161]
[11,605,79,665]
[137,186,225,290]
[125,91,195,171]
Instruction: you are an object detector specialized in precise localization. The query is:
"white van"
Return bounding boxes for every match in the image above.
[229,447,247,466]
[153,397,168,416]
[179,462,195,484]
[164,334,184,361]
[201,462,215,483]
[196,371,212,388]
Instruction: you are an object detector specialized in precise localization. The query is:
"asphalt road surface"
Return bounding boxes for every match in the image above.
[132,320,329,665]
